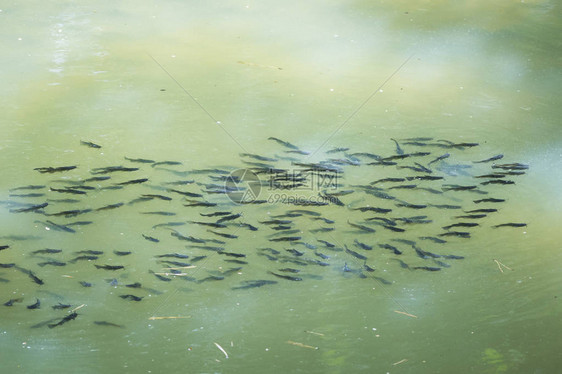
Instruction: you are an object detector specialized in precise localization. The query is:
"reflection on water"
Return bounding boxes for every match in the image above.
[1,1,561,373]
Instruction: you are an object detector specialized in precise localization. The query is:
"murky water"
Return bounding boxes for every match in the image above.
[1,1,561,373]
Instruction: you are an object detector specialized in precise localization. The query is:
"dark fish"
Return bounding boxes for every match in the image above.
[152,222,186,229]
[285,248,304,257]
[165,180,195,185]
[216,213,242,223]
[347,221,375,233]
[240,153,277,162]
[391,239,416,246]
[231,280,278,290]
[441,254,465,260]
[198,275,225,283]
[312,217,335,224]
[4,298,23,306]
[10,202,49,213]
[156,253,189,259]
[345,245,367,260]
[363,264,376,272]
[9,185,46,191]
[141,211,176,216]
[0,263,16,268]
[152,161,183,167]
[119,294,143,301]
[395,202,427,209]
[96,202,124,211]
[428,153,450,165]
[125,282,142,288]
[117,178,149,185]
[260,219,293,225]
[474,173,506,179]
[378,244,402,255]
[9,193,45,198]
[438,231,471,238]
[481,180,515,185]
[310,227,334,233]
[47,311,79,328]
[34,166,77,173]
[27,298,41,309]
[219,251,246,258]
[159,260,191,267]
[370,178,406,185]
[84,176,111,182]
[167,189,202,198]
[442,184,477,191]
[353,206,392,214]
[76,250,104,255]
[81,140,101,148]
[124,156,155,163]
[405,175,444,181]
[65,253,97,266]
[473,154,503,163]
[429,204,461,210]
[454,214,487,219]
[94,265,125,270]
[142,194,172,201]
[200,211,232,217]
[354,239,372,250]
[37,260,66,267]
[142,234,159,243]
[268,137,299,150]
[94,321,125,328]
[114,251,132,256]
[268,271,302,281]
[493,223,527,228]
[45,208,92,217]
[79,281,92,287]
[149,270,171,282]
[50,187,86,195]
[90,166,139,174]
[0,245,9,251]
[388,184,417,190]
[32,248,63,255]
[390,138,404,155]
[270,236,301,242]
[392,259,410,269]
[207,230,238,239]
[326,147,350,154]
[224,259,248,264]
[188,221,226,228]
[373,276,392,285]
[413,266,441,271]
[491,163,528,170]
[15,266,44,285]
[442,223,479,230]
[419,236,447,244]
[52,303,72,310]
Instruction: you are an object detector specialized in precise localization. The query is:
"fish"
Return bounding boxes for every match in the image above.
[34,166,77,173]
[188,221,227,228]
[378,244,402,255]
[96,202,124,211]
[347,221,375,233]
[216,213,242,223]
[442,223,479,230]
[0,245,9,251]
[81,140,101,148]
[94,265,125,270]
[413,266,441,271]
[268,271,302,281]
[354,239,372,250]
[156,253,190,259]
[94,321,125,328]
[493,223,527,228]
[9,193,45,198]
[438,231,471,238]
[395,202,427,209]
[37,260,66,267]
[9,185,46,191]
[480,180,515,185]
[27,298,41,309]
[473,154,503,163]
[152,161,183,167]
[270,236,301,242]
[142,234,160,243]
[76,250,104,255]
[392,259,410,269]
[117,178,149,185]
[15,266,44,285]
[52,303,72,310]
[50,187,87,195]
[207,230,238,239]
[142,194,172,201]
[167,189,202,198]
[454,214,487,219]
[353,206,392,213]
[474,173,506,179]
[45,208,92,217]
[69,255,99,263]
[10,202,49,213]
[419,236,447,244]
[149,270,171,282]
[114,250,132,256]
[231,280,278,290]
[491,163,528,170]
[32,248,62,255]
[428,153,450,165]
[200,211,232,217]
[345,245,368,260]
[240,153,277,162]
[4,298,23,306]
[90,166,139,174]
[141,211,176,216]
[390,138,404,155]
[79,281,92,287]
[119,294,143,301]
[268,137,299,150]
[429,204,461,210]
[125,156,155,163]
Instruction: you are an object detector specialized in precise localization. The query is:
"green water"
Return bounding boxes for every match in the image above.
[1,1,561,373]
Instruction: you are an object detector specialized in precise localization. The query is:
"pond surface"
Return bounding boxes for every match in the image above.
[1,1,561,373]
